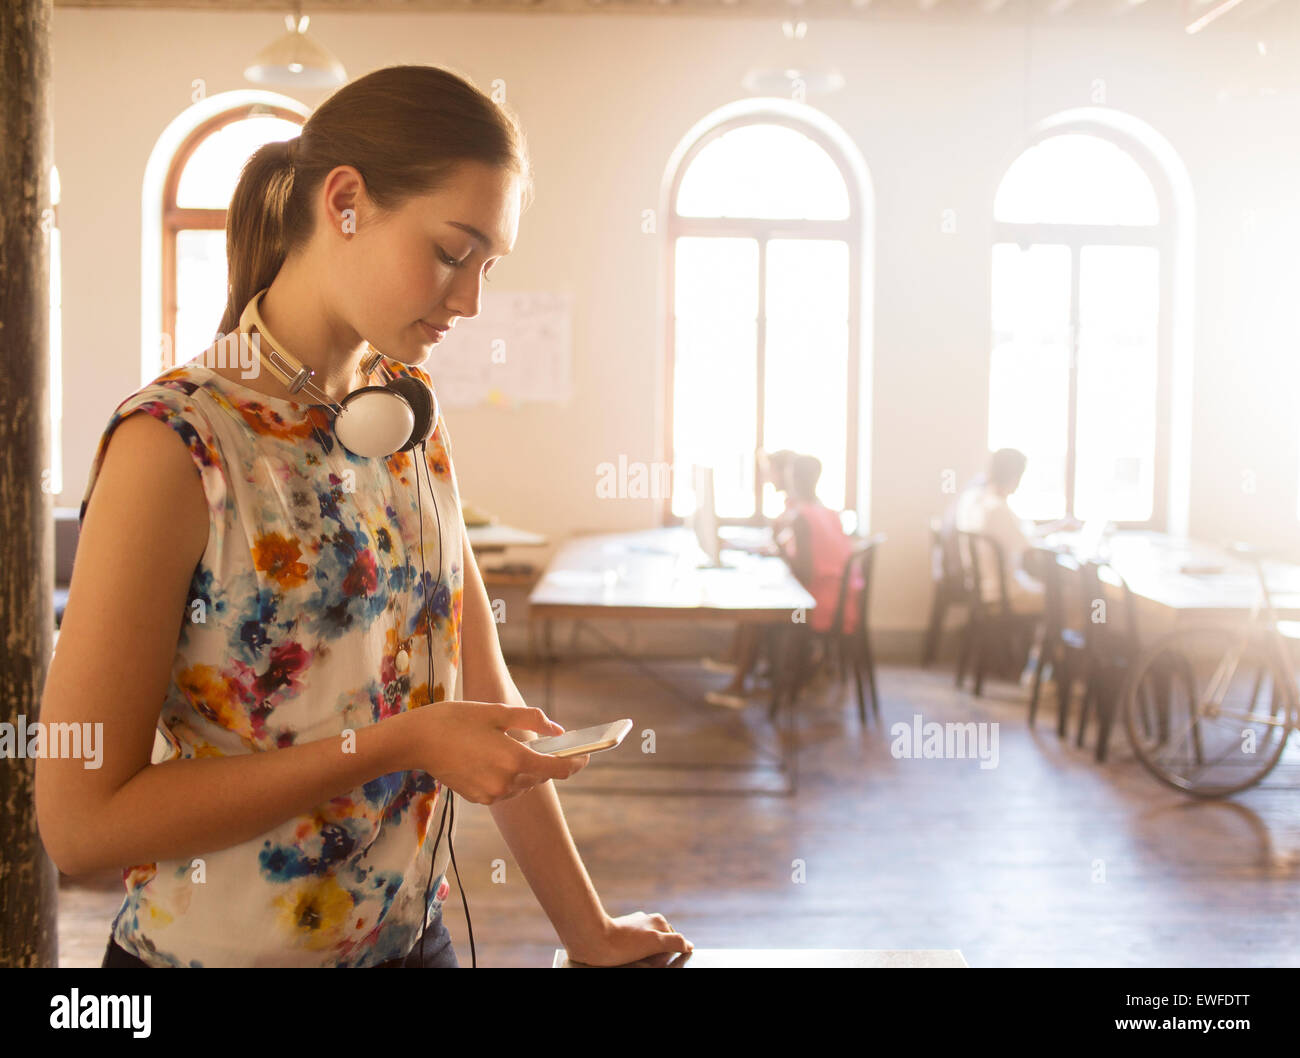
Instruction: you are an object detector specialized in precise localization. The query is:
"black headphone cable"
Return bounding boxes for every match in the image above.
[413,438,475,968]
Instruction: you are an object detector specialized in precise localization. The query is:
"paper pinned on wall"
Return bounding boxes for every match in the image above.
[423,290,573,409]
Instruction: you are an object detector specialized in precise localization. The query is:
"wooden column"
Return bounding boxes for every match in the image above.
[0,0,58,968]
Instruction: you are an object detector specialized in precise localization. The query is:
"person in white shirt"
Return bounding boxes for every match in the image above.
[952,449,1063,614]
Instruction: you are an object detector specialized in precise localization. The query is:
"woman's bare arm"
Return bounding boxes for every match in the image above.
[34,412,418,876]
[458,530,690,963]
[35,412,572,878]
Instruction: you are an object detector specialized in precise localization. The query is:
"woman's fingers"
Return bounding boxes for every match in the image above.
[496,704,563,736]
[654,928,693,954]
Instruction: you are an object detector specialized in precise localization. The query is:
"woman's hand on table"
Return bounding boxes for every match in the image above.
[563,911,694,967]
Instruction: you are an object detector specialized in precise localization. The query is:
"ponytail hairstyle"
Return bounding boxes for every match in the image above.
[217,64,534,336]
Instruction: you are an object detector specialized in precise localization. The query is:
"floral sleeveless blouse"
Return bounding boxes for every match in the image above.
[79,354,465,967]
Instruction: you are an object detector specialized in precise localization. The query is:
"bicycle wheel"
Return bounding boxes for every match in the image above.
[1121,625,1296,797]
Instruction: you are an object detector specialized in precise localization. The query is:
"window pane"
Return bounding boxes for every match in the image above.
[175,229,228,365]
[176,115,301,209]
[994,133,1159,226]
[989,243,1071,520]
[672,238,759,518]
[676,124,849,220]
[764,239,849,514]
[1074,245,1159,522]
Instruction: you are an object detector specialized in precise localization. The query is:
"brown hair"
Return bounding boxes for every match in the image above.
[217,64,533,336]
[988,447,1028,490]
[791,454,823,501]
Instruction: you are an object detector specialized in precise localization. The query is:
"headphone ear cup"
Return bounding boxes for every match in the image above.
[385,376,436,453]
[334,388,416,458]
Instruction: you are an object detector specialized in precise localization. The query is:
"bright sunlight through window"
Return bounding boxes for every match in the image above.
[671,122,853,521]
[990,132,1163,523]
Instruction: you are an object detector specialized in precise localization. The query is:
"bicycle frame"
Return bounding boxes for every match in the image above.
[1197,547,1299,732]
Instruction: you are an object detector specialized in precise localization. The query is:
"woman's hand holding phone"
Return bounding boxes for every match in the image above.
[394,701,589,804]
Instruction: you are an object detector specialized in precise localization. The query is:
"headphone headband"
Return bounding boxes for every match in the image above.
[234,287,436,458]
[237,288,386,402]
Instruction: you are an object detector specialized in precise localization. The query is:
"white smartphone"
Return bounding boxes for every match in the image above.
[526,719,633,759]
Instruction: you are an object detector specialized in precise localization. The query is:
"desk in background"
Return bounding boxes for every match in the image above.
[1046,529,1300,625]
[466,522,547,554]
[528,526,816,794]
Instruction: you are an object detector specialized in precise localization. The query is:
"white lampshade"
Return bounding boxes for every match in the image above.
[245,14,346,88]
[740,20,845,99]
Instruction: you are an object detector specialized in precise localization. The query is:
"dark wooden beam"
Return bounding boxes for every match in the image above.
[0,0,59,969]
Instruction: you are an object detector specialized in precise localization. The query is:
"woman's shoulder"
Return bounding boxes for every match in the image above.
[129,359,216,405]
[100,361,224,451]
[82,361,229,526]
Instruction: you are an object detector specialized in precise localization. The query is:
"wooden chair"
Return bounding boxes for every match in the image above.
[824,534,886,725]
[775,535,887,726]
[1071,560,1141,762]
[954,531,1041,697]
[1028,550,1088,734]
[921,517,970,667]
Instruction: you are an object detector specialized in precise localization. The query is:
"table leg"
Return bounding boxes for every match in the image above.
[766,622,805,794]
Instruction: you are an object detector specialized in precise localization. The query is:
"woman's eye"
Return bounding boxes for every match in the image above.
[440,248,493,283]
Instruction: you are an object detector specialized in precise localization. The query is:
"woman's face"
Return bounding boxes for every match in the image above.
[327,160,522,365]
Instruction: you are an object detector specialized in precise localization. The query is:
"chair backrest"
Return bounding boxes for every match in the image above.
[930,516,963,585]
[831,533,886,638]
[956,531,1012,616]
[1032,546,1066,628]
[1050,551,1082,633]
[55,508,80,587]
[1078,559,1140,657]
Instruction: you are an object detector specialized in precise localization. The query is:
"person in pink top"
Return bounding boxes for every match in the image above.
[777,455,864,637]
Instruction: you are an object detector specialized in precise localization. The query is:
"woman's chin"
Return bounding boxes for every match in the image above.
[379,338,432,366]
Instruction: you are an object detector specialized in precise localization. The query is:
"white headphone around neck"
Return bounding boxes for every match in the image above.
[237,288,439,459]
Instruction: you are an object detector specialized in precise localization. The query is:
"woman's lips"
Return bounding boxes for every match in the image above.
[419,320,447,342]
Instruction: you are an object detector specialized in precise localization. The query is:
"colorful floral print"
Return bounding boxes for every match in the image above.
[80,354,464,966]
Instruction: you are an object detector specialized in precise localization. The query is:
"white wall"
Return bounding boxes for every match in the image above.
[49,10,1300,638]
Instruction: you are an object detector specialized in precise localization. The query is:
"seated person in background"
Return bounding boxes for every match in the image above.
[704,448,799,709]
[776,454,864,642]
[765,448,800,540]
[951,448,1076,614]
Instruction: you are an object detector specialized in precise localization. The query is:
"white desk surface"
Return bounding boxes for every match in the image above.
[1045,529,1300,617]
[529,527,814,618]
[465,523,547,550]
[553,948,969,968]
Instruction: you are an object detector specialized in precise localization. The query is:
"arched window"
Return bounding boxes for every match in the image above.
[663,105,872,526]
[990,115,1191,528]
[145,94,307,381]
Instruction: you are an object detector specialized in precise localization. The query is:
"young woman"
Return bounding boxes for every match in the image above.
[35,64,691,968]
[778,454,864,640]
